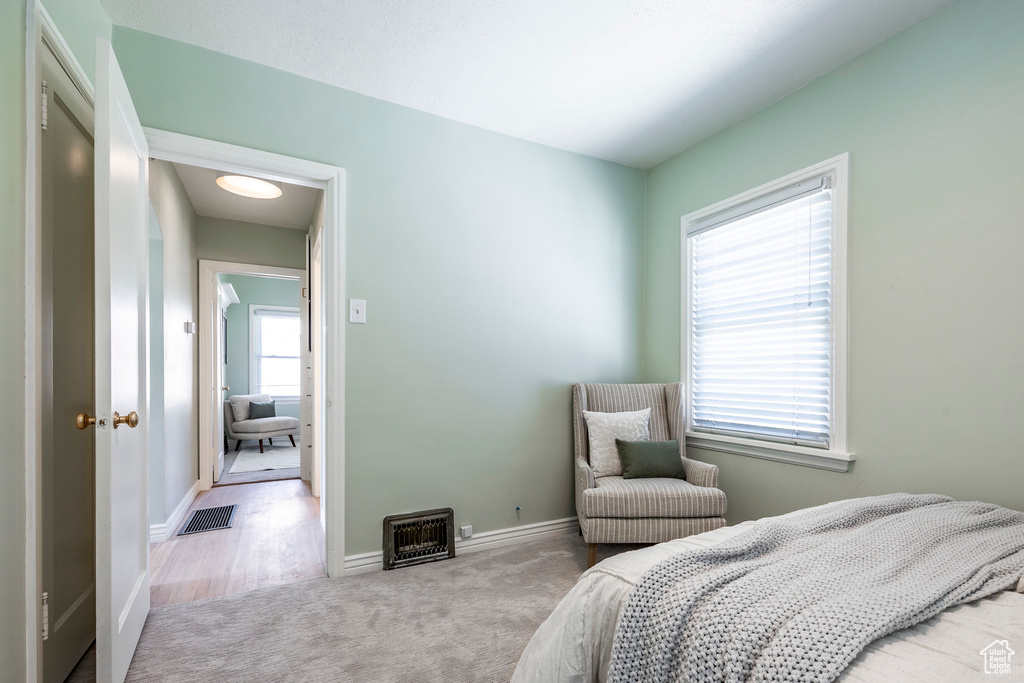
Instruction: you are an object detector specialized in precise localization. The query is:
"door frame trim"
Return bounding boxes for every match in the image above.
[198,260,306,487]
[23,4,97,680]
[147,129,347,581]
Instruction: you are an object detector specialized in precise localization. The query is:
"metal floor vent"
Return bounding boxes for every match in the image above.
[178,505,238,536]
[383,507,455,570]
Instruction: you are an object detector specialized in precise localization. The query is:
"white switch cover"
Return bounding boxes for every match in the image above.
[349,299,366,324]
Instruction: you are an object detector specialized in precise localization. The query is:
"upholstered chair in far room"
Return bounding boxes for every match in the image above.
[573,383,727,568]
[224,394,300,454]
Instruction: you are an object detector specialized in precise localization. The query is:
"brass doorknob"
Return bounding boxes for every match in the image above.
[112,411,139,429]
[76,413,96,430]
[222,386,230,391]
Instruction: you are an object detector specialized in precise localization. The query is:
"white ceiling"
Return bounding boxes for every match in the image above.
[107,0,957,169]
[172,163,317,230]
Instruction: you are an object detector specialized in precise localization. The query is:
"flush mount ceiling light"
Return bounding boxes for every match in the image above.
[215,173,283,199]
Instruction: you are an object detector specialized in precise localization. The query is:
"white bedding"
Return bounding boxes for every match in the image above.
[512,519,1024,682]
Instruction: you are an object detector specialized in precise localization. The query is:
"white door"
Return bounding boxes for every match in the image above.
[94,39,150,683]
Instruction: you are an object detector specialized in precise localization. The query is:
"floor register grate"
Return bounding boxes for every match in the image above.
[177,505,238,536]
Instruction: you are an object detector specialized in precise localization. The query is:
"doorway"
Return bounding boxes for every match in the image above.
[144,130,347,578]
[216,269,306,487]
[36,23,155,682]
[145,156,329,606]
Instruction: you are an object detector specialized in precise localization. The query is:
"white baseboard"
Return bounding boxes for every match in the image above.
[149,480,201,543]
[343,516,579,575]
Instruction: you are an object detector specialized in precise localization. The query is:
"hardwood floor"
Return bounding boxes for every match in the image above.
[150,479,325,608]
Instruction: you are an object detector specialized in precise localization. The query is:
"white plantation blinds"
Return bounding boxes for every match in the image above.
[253,308,300,398]
[689,176,833,448]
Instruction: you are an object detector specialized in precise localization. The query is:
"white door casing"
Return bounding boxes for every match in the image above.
[199,261,304,484]
[311,233,324,508]
[94,39,150,683]
[299,262,311,481]
[214,291,226,483]
[146,129,345,577]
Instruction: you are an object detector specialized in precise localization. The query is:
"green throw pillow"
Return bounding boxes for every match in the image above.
[615,439,686,480]
[248,400,277,419]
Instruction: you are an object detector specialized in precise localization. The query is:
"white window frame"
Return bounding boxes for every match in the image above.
[249,304,301,404]
[680,153,853,472]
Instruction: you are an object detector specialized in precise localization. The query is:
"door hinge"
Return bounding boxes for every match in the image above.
[41,592,49,640]
[40,81,48,130]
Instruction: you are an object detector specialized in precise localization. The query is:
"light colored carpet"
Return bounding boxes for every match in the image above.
[125,534,637,683]
[229,445,300,473]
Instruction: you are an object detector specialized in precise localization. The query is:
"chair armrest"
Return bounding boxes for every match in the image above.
[575,457,596,521]
[576,457,595,492]
[681,457,719,489]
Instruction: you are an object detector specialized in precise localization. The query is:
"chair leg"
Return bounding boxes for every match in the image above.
[268,437,273,446]
[259,439,264,454]
[587,544,598,569]
[288,434,296,447]
[235,440,242,452]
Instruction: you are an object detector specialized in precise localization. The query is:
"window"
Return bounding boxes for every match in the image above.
[250,306,300,401]
[682,154,850,470]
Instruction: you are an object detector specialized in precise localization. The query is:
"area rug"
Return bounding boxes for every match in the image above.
[229,444,300,473]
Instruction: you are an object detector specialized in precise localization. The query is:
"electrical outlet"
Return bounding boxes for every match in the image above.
[460,524,473,539]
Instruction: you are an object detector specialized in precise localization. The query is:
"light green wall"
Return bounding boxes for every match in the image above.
[112,27,648,554]
[39,0,111,82]
[1,1,28,677]
[148,160,200,522]
[643,0,1024,523]
[221,274,302,420]
[198,216,307,270]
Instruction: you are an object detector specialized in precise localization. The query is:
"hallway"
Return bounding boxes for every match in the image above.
[150,479,326,607]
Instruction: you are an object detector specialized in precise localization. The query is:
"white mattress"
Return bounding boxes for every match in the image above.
[512,520,1024,682]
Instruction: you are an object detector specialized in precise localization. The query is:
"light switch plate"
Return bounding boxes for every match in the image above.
[349,299,366,324]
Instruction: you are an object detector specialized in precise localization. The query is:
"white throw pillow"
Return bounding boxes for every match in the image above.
[583,408,651,477]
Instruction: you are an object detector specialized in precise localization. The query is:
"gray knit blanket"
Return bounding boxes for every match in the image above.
[609,493,1024,683]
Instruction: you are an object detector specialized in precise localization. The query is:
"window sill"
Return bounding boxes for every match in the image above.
[684,432,855,472]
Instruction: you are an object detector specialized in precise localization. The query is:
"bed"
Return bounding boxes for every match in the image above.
[513,497,1024,683]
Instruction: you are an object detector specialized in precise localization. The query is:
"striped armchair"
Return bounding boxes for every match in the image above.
[573,383,727,568]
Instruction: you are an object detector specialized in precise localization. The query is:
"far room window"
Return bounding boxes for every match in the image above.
[682,154,850,467]
[250,306,301,401]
